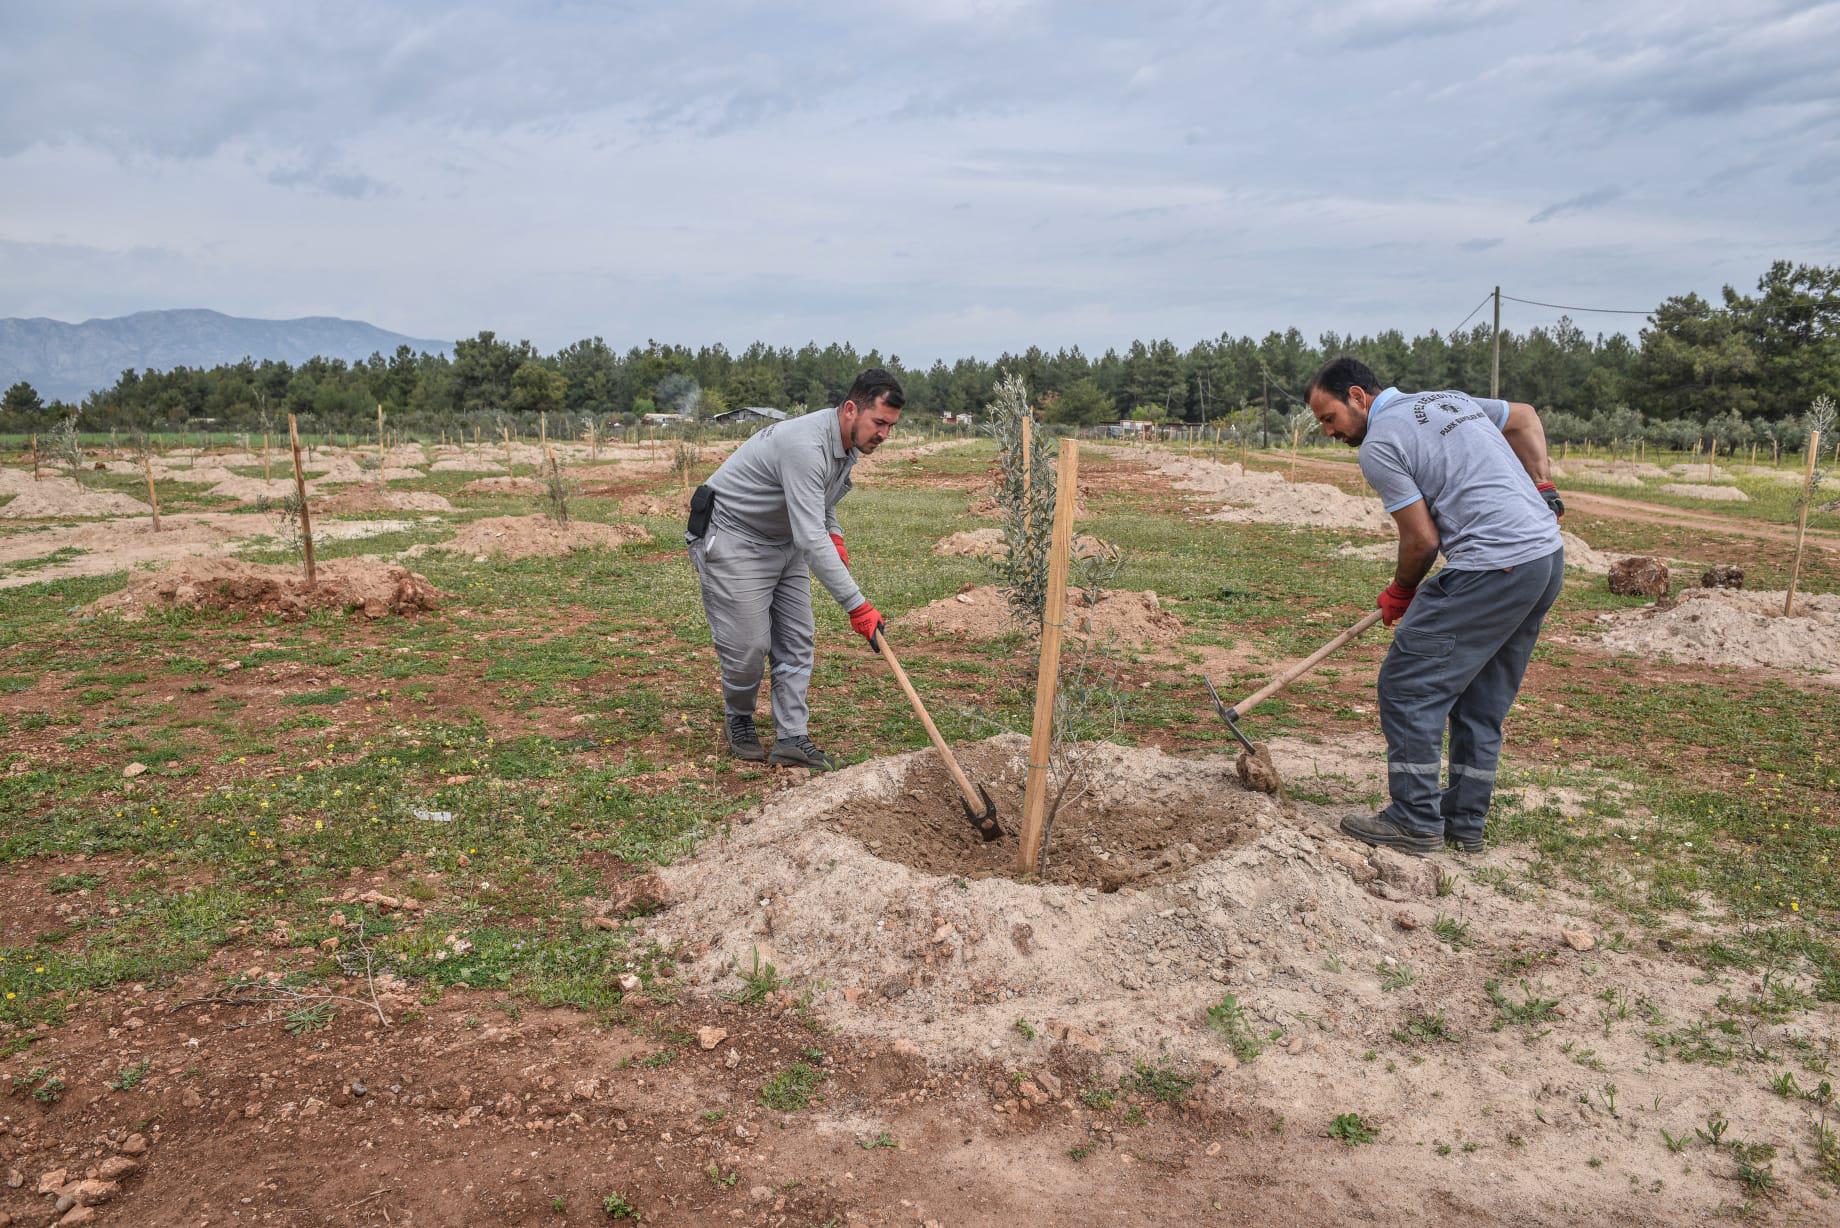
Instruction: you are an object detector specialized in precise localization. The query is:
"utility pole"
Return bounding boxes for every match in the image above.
[1490,285,1502,399]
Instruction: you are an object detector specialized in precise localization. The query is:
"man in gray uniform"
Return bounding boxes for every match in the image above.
[1305,356,1565,856]
[687,369,903,771]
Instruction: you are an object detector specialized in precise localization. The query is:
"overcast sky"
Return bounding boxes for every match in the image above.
[2,0,1836,362]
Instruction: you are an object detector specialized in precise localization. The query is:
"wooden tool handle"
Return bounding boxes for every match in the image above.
[1231,608,1384,719]
[875,631,981,808]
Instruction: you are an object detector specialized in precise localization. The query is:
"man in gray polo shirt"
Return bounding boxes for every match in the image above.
[687,369,902,771]
[1305,356,1565,855]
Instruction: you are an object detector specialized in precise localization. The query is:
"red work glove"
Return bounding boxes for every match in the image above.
[1377,581,1417,628]
[1535,481,1564,519]
[830,532,849,566]
[848,600,885,649]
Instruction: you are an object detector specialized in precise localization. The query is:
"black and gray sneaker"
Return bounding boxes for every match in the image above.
[1339,812,1442,857]
[1445,833,1485,854]
[724,714,766,762]
[768,734,836,772]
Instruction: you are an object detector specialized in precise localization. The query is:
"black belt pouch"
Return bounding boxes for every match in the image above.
[687,485,716,539]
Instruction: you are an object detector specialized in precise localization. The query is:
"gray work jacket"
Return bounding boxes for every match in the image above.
[702,408,863,611]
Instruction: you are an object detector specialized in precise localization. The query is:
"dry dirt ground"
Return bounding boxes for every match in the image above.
[0,438,1836,1227]
[10,743,1827,1228]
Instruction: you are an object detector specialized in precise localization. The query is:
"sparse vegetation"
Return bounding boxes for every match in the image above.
[1329,1112,1379,1146]
[759,1061,825,1112]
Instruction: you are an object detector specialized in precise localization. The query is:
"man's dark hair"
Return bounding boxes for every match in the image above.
[1304,356,1382,404]
[845,367,904,411]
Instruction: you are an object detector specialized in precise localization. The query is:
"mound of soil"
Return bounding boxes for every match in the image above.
[1556,468,1643,488]
[442,515,651,559]
[429,457,507,473]
[1336,530,1619,575]
[1153,455,1392,531]
[1596,587,1840,680]
[0,514,275,590]
[315,487,455,514]
[931,528,1112,561]
[618,489,692,517]
[205,475,297,503]
[901,585,1181,644]
[155,464,240,485]
[456,477,545,497]
[1658,482,1750,502]
[89,558,442,620]
[0,476,152,519]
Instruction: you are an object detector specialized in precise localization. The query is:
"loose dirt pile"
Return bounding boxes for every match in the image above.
[441,515,651,560]
[154,464,240,485]
[1152,455,1392,532]
[0,515,276,589]
[931,528,1112,561]
[314,487,455,514]
[902,585,1181,645]
[456,476,546,497]
[205,476,298,503]
[1595,587,1840,681]
[89,558,442,620]
[1658,483,1750,502]
[618,490,692,517]
[644,736,1839,1217]
[1557,468,1643,488]
[1335,530,1620,575]
[430,457,507,473]
[0,473,152,519]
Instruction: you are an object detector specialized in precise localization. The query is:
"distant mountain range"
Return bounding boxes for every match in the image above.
[0,309,451,402]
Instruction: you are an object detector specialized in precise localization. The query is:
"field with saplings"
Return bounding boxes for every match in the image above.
[0,400,1837,1227]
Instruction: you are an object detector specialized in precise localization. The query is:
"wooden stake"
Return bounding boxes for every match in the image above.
[589,419,599,462]
[540,414,547,449]
[502,426,513,475]
[1018,438,1080,875]
[142,452,161,531]
[263,432,271,482]
[30,434,39,481]
[376,404,386,482]
[1708,437,1717,480]
[288,414,317,587]
[1785,429,1821,617]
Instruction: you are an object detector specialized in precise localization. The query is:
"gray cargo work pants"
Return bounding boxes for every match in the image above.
[1378,546,1564,845]
[689,524,816,738]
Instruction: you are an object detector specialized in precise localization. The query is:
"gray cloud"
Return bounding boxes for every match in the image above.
[1307,0,1517,48]
[1,2,1834,359]
[1528,187,1622,224]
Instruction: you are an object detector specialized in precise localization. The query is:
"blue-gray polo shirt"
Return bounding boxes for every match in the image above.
[1358,387,1562,571]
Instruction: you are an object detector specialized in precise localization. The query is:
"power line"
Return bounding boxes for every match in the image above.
[1450,291,1494,336]
[1500,293,1652,316]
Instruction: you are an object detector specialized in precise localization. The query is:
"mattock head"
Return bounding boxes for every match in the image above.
[961,784,1002,842]
[1203,677,1260,757]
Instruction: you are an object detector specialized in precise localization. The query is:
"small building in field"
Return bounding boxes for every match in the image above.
[641,412,687,427]
[711,406,788,425]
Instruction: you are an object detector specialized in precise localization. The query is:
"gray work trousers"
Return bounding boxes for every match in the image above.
[1378,546,1564,843]
[689,525,815,738]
